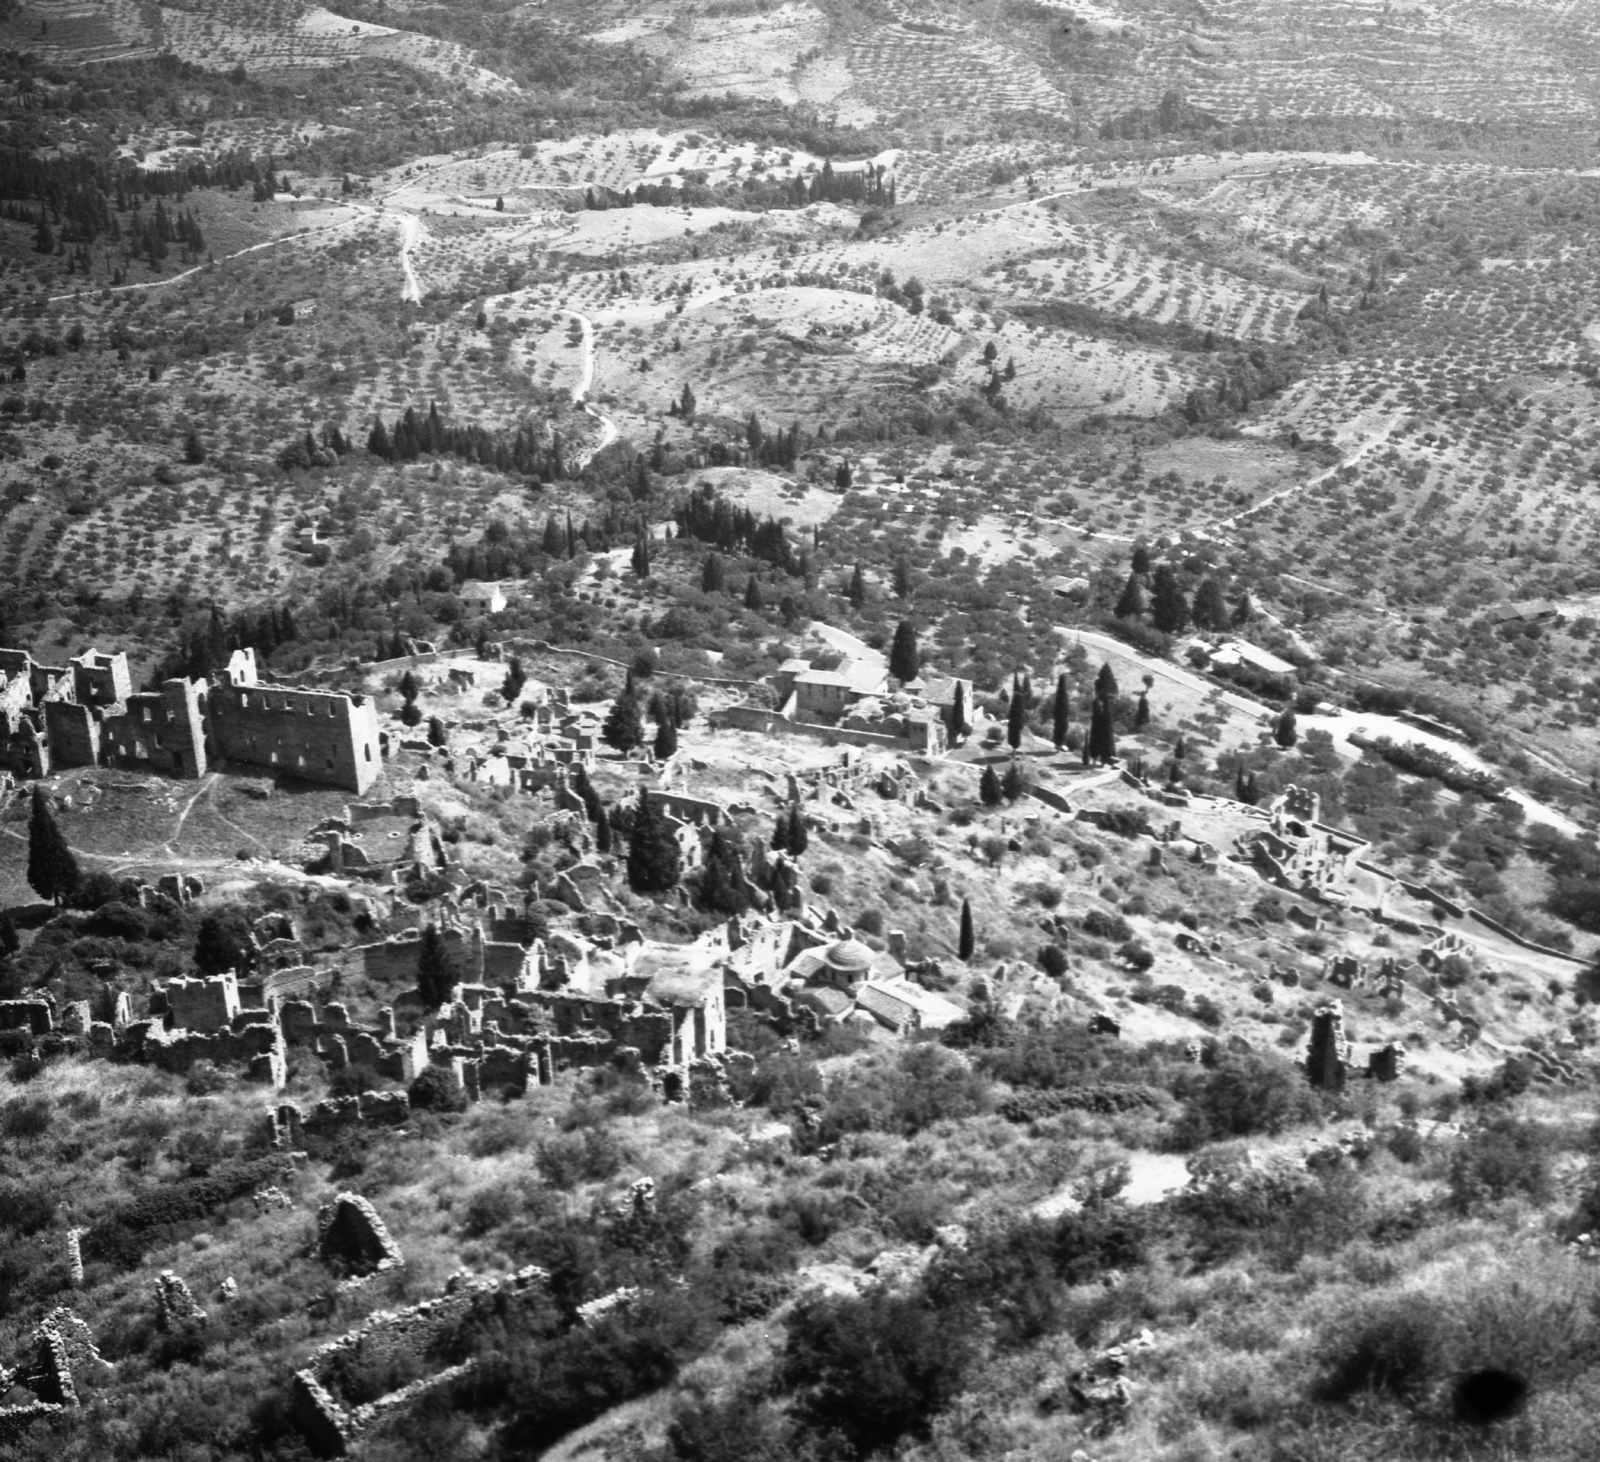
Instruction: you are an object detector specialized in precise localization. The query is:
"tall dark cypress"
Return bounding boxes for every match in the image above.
[1052,674,1070,748]
[959,898,975,962]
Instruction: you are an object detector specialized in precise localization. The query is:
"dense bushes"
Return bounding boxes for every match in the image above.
[83,1157,288,1268]
[779,1287,981,1457]
[794,1044,993,1152]
[1168,1053,1324,1151]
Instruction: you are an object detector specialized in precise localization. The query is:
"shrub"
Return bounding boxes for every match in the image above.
[0,1097,52,1141]
[536,1128,624,1189]
[1169,1053,1322,1150]
[410,1064,468,1113]
[1314,1293,1451,1404]
[1447,1115,1553,1211]
[1083,908,1134,943]
[780,1288,980,1456]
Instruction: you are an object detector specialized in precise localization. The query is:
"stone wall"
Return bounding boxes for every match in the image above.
[210,652,381,794]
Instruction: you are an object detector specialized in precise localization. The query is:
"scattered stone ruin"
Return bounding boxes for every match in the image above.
[0,1308,114,1442]
[1239,786,1366,901]
[290,1266,548,1456]
[155,1270,208,1329]
[317,1193,404,1281]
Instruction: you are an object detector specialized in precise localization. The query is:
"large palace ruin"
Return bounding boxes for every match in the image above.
[0,645,381,793]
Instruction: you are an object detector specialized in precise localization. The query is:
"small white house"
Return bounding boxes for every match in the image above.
[459,580,508,616]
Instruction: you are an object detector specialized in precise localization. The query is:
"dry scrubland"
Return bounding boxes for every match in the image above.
[6,1,1600,1460]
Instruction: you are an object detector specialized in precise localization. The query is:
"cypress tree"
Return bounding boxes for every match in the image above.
[772,808,792,854]
[1052,674,1070,748]
[416,924,457,1009]
[1192,577,1230,632]
[1150,564,1190,635]
[627,793,682,893]
[788,803,808,856]
[427,716,448,748]
[27,787,78,906]
[697,827,750,914]
[602,693,644,754]
[1274,707,1299,749]
[894,554,912,598]
[1135,692,1151,729]
[653,715,678,760]
[399,669,419,703]
[959,898,975,962]
[1002,758,1027,801]
[631,532,650,579]
[1095,663,1119,702]
[948,680,968,743]
[702,552,725,592]
[1131,542,1152,575]
[979,764,1003,806]
[595,802,614,855]
[1007,679,1026,751]
[847,562,867,607]
[743,575,763,611]
[1114,571,1147,620]
[889,620,920,683]
[193,906,252,977]
[501,655,526,703]
[1088,695,1117,765]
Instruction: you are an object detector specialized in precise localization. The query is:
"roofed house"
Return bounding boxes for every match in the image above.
[788,657,890,723]
[1208,639,1295,678]
[459,580,509,616]
[855,976,965,1033]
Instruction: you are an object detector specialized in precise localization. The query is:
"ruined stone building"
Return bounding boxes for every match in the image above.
[0,645,382,793]
[1239,786,1367,900]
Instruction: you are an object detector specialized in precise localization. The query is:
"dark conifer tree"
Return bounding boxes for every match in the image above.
[427,716,448,748]
[1002,758,1027,801]
[889,621,920,683]
[1114,571,1147,620]
[27,787,78,906]
[653,715,678,760]
[595,802,614,855]
[602,692,644,754]
[979,764,1003,806]
[959,898,975,962]
[627,792,681,893]
[1191,577,1230,632]
[1095,663,1119,703]
[847,563,867,607]
[1131,542,1152,575]
[416,924,457,1009]
[787,803,808,856]
[698,827,751,914]
[1274,707,1299,749]
[701,553,725,593]
[1007,678,1026,751]
[1150,564,1190,635]
[743,576,763,611]
[1088,694,1117,765]
[1052,674,1070,749]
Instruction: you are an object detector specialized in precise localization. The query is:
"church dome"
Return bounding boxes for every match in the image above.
[824,937,874,976]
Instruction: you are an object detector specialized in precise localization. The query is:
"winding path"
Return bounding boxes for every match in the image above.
[558,306,621,463]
